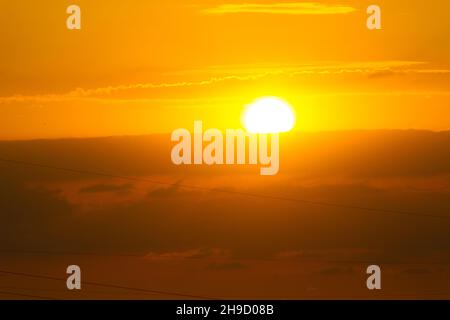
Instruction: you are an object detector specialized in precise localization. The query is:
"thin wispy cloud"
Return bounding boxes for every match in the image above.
[0,61,448,103]
[201,2,357,15]
[0,75,265,103]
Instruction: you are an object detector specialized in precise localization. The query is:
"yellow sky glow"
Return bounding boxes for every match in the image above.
[0,0,449,139]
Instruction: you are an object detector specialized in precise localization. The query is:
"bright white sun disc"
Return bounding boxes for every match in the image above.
[243,97,295,134]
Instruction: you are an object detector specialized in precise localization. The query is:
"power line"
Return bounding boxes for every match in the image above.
[0,290,57,300]
[0,285,162,298]
[0,157,449,220]
[2,285,450,299]
[0,270,219,300]
[2,280,450,300]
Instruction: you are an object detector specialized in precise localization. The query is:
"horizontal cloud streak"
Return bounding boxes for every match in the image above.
[201,2,357,15]
[0,61,448,103]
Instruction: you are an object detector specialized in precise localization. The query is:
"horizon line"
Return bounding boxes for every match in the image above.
[0,128,449,143]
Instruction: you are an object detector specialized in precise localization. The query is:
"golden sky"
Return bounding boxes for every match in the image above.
[1,1,450,300]
[0,0,449,139]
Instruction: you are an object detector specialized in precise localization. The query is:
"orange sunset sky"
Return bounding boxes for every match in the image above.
[0,0,449,139]
[1,1,450,300]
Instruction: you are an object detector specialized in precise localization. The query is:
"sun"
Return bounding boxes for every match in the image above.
[243,97,296,134]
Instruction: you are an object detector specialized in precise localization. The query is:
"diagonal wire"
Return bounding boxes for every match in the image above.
[0,285,163,298]
[0,290,57,300]
[0,157,449,220]
[0,269,219,300]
